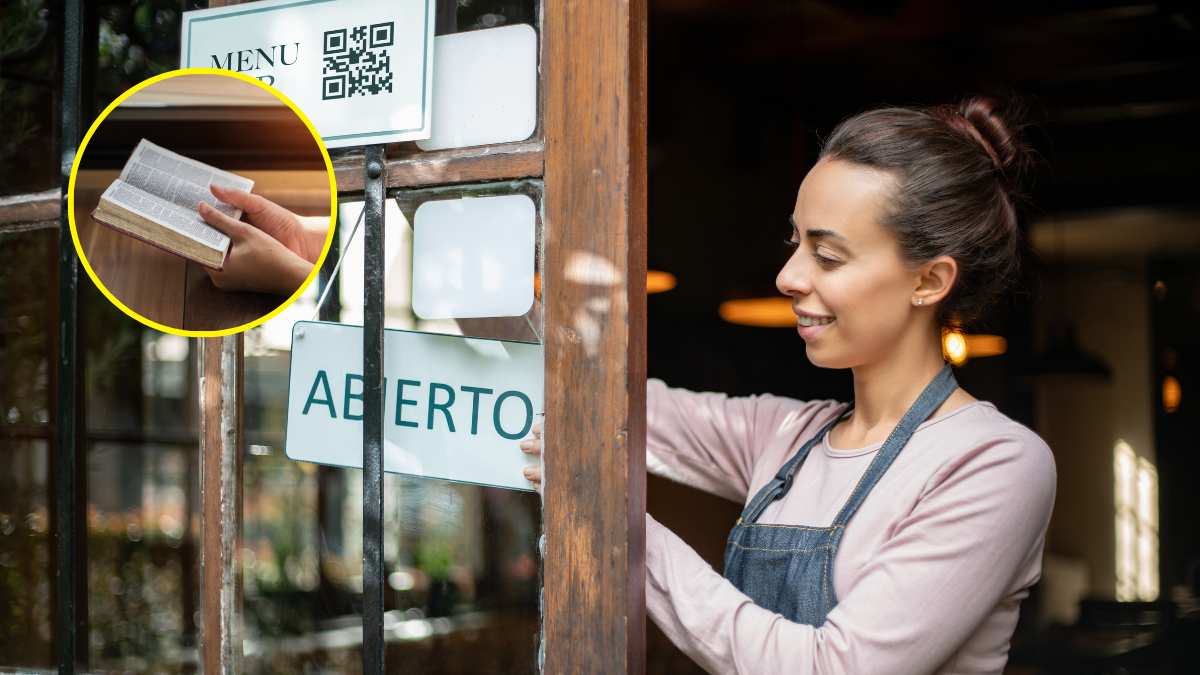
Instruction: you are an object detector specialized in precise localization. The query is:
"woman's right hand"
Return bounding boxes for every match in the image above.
[520,424,542,493]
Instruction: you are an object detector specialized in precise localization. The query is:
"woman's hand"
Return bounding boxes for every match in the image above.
[199,200,313,296]
[519,424,542,493]
[208,184,329,264]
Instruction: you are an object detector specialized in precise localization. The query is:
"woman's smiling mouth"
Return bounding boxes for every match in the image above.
[797,315,835,327]
[795,311,836,339]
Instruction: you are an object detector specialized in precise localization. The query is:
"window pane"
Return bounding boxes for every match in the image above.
[84,277,201,673]
[87,441,199,672]
[0,0,62,197]
[0,228,57,669]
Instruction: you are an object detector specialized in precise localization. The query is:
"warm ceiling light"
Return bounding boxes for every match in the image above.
[1163,376,1181,413]
[965,334,1007,358]
[943,331,1006,366]
[647,270,677,294]
[943,329,968,366]
[718,297,795,327]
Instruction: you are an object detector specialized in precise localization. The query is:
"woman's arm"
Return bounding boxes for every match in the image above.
[521,381,838,500]
[646,379,837,502]
[645,431,1056,675]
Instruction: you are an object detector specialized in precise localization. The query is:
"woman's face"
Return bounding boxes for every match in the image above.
[777,159,930,370]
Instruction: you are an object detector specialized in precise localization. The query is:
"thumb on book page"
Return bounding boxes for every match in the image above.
[210,184,267,215]
[198,201,247,240]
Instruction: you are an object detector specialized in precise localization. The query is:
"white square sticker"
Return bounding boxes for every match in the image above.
[411,194,535,319]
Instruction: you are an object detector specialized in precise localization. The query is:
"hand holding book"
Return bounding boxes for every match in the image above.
[198,196,315,297]
[91,139,328,298]
[207,184,329,265]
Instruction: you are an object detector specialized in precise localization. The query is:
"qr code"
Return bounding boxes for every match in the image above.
[322,23,394,100]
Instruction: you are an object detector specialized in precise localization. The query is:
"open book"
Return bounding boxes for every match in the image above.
[91,139,254,270]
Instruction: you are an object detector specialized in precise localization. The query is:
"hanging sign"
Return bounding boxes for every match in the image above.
[285,321,542,491]
[181,0,436,147]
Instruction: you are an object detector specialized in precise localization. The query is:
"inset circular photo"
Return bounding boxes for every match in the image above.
[68,68,337,336]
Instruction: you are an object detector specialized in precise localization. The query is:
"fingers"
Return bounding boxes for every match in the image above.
[520,434,541,456]
[523,466,542,494]
[198,201,248,239]
[521,423,543,492]
[209,183,272,217]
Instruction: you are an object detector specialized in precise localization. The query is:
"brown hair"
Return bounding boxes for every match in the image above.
[819,96,1034,326]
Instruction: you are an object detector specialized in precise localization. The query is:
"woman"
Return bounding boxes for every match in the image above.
[523,96,1056,675]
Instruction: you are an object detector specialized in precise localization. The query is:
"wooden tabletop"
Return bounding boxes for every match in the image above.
[75,170,332,332]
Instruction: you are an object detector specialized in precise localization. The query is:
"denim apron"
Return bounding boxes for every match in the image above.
[723,363,958,626]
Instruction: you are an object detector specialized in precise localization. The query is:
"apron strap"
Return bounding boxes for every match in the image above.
[740,405,852,524]
[827,363,958,540]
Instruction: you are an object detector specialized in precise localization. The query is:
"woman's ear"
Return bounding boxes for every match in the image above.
[913,255,958,307]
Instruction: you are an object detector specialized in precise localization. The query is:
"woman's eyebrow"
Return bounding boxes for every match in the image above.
[789,216,848,243]
[805,228,847,242]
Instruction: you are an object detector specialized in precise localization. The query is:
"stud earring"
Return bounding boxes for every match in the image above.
[917,298,923,306]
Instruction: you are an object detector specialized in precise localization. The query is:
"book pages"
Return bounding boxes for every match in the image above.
[100,179,231,253]
[118,139,254,220]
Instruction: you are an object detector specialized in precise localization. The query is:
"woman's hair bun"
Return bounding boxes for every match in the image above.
[933,96,1034,195]
[819,94,1036,327]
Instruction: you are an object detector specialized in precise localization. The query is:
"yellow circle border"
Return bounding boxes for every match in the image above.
[68,68,338,338]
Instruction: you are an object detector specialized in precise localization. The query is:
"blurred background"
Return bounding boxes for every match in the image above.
[641,1,1200,673]
[3,0,1200,673]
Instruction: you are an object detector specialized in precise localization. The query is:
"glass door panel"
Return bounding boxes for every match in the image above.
[241,180,543,674]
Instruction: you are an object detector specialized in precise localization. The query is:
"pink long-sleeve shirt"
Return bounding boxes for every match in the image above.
[644,378,1057,675]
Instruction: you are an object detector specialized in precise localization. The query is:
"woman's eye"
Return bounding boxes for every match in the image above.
[813,251,839,265]
[783,239,799,249]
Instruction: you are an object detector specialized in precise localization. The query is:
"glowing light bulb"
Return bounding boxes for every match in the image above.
[647,270,677,294]
[1163,376,1181,413]
[943,329,968,365]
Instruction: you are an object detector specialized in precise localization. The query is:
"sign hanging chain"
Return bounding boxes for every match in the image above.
[311,206,365,321]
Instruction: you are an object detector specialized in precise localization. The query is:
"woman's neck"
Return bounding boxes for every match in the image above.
[830,323,975,449]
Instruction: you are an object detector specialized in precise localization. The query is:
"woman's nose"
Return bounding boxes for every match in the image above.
[777,251,811,297]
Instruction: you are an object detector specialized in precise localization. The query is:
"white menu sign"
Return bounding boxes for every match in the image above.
[181,0,435,147]
[285,321,542,491]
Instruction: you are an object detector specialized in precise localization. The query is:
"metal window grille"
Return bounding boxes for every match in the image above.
[361,145,387,675]
[57,1,97,673]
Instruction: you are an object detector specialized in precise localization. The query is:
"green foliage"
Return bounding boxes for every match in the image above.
[0,0,54,194]
[96,1,182,107]
[1,0,48,56]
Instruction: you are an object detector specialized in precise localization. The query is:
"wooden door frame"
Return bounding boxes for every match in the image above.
[542,0,648,672]
[196,0,649,672]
